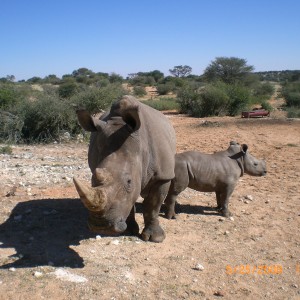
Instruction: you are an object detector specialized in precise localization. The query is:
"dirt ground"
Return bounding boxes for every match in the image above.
[0,108,299,299]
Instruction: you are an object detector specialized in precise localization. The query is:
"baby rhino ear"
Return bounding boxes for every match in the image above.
[241,144,248,154]
[113,96,141,131]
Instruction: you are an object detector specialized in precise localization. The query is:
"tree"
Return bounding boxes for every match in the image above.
[203,57,254,84]
[169,65,192,77]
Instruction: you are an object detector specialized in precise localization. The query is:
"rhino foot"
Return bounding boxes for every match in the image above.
[221,209,232,218]
[165,211,176,220]
[141,225,166,243]
[125,219,140,236]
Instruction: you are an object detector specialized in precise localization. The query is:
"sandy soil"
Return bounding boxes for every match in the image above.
[0,109,299,299]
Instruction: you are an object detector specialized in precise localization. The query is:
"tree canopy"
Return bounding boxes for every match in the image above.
[169,65,192,77]
[203,57,254,84]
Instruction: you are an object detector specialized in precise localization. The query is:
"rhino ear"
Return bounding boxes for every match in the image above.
[114,96,141,131]
[241,144,248,154]
[76,109,106,132]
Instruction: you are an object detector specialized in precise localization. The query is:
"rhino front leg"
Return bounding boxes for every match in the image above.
[125,205,139,236]
[141,180,171,242]
[164,192,178,219]
[216,186,234,218]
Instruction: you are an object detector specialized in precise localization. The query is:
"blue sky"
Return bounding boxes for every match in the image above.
[1,0,300,81]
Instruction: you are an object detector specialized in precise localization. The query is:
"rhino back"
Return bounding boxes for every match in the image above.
[176,151,241,192]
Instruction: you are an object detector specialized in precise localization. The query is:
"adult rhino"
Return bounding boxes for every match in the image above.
[164,141,266,219]
[73,95,176,242]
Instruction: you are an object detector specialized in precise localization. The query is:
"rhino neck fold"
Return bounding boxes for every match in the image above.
[229,152,244,177]
[236,155,244,177]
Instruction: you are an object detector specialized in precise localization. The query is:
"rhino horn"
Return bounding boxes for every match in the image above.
[73,177,107,211]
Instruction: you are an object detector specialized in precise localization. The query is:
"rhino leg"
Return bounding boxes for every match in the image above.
[216,186,234,218]
[125,205,139,236]
[164,192,178,219]
[141,180,171,242]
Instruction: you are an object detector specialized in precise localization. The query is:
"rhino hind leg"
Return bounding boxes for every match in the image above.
[215,187,234,218]
[141,180,171,242]
[125,205,139,236]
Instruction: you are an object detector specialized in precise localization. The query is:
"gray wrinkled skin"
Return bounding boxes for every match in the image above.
[164,141,267,218]
[74,96,176,242]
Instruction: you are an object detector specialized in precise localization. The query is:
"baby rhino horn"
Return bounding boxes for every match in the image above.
[73,177,107,211]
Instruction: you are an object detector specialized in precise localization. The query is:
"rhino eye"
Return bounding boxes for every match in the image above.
[254,162,258,166]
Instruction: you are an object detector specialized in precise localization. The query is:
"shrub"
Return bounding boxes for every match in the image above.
[0,145,12,155]
[260,100,273,112]
[71,83,126,113]
[133,86,147,97]
[142,98,179,111]
[156,83,175,95]
[20,94,79,142]
[286,106,300,118]
[281,82,300,107]
[0,110,24,143]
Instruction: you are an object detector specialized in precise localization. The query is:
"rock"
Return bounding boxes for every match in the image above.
[111,240,120,245]
[229,217,234,221]
[9,267,16,272]
[245,195,253,201]
[214,290,225,297]
[96,235,102,240]
[33,271,43,278]
[194,264,204,271]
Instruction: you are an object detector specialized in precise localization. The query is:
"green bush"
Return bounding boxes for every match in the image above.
[286,106,300,118]
[0,110,24,143]
[260,100,273,112]
[133,86,147,97]
[71,83,126,113]
[142,98,179,111]
[0,145,12,155]
[156,83,175,95]
[20,94,79,142]
[281,82,300,107]
[177,82,251,117]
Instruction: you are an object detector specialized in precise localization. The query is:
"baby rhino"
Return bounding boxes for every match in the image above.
[164,141,267,219]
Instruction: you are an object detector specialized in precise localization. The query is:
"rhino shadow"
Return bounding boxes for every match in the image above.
[160,202,219,217]
[0,198,97,269]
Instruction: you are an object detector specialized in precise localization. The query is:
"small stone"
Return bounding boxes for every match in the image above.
[214,290,225,297]
[245,195,253,201]
[194,264,204,271]
[218,218,225,222]
[34,271,43,278]
[224,231,230,235]
[111,240,120,245]
[229,217,234,221]
[244,200,249,204]
[265,200,270,203]
[292,284,298,288]
[96,235,102,240]
[9,267,16,272]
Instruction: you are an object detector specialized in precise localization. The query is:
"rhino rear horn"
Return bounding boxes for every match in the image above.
[73,177,107,211]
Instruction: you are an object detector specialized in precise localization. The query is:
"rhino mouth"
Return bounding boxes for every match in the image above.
[87,214,127,235]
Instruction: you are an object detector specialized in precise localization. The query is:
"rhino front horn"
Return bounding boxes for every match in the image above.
[73,177,107,211]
